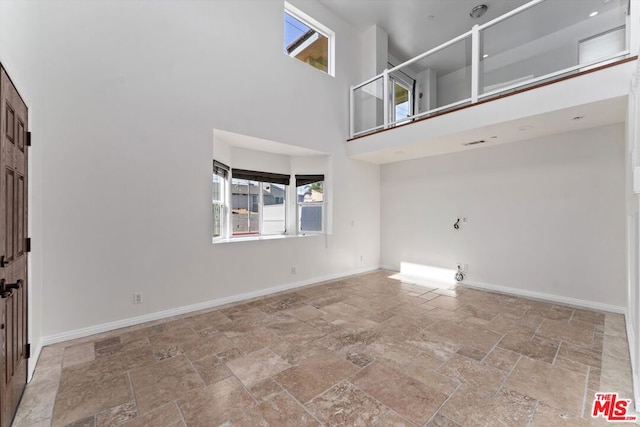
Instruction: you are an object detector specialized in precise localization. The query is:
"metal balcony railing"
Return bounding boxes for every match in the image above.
[350,0,632,138]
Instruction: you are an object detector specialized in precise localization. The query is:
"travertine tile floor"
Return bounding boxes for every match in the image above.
[12,270,636,426]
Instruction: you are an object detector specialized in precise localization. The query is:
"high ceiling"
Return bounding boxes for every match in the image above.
[317,0,627,64]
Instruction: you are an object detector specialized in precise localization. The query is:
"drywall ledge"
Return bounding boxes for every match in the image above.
[41,265,380,346]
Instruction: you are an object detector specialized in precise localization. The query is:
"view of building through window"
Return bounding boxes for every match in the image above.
[297,180,324,232]
[284,3,333,75]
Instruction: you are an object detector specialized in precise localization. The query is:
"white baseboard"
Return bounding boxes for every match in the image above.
[41,265,381,346]
[463,279,625,313]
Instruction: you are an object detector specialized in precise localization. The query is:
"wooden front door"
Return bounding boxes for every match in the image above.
[0,66,28,427]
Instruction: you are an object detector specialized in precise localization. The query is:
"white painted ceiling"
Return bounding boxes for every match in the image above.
[318,0,627,67]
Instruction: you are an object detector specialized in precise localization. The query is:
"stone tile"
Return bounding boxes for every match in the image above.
[537,319,596,347]
[247,377,283,402]
[265,317,327,346]
[505,356,587,416]
[180,331,234,361]
[36,346,65,369]
[147,325,199,353]
[352,362,448,426]
[486,314,539,336]
[94,338,150,359]
[557,341,602,368]
[570,308,605,325]
[425,296,467,311]
[58,342,155,395]
[439,386,536,426]
[95,401,137,427]
[52,374,131,427]
[258,294,307,314]
[604,314,627,338]
[178,376,256,427]
[426,413,461,426]
[232,392,319,426]
[483,347,521,372]
[65,416,95,426]
[130,355,204,414]
[226,347,291,387]
[531,402,590,426]
[405,330,460,362]
[191,355,233,385]
[456,346,486,361]
[12,379,59,426]
[183,310,231,331]
[401,361,459,396]
[367,335,422,366]
[273,349,359,403]
[286,305,325,321]
[230,327,283,353]
[437,354,505,393]
[62,343,96,368]
[602,335,631,360]
[94,337,121,353]
[306,381,390,425]
[498,333,559,363]
[120,402,182,427]
[426,320,502,352]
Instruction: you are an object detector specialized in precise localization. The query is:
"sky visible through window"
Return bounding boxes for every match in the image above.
[284,12,310,52]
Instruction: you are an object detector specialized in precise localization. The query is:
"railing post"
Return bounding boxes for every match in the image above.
[382,69,390,129]
[471,24,480,103]
[349,85,354,138]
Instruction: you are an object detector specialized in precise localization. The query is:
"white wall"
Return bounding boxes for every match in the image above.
[381,124,627,309]
[2,0,380,339]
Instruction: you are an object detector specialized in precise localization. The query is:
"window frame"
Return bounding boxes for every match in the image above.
[230,169,290,238]
[284,2,335,77]
[212,160,230,241]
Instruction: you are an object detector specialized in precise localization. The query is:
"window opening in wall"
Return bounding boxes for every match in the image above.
[296,175,324,233]
[284,2,335,76]
[212,160,229,240]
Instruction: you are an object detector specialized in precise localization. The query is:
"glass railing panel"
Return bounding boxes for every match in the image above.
[406,35,473,120]
[479,0,628,97]
[352,76,385,136]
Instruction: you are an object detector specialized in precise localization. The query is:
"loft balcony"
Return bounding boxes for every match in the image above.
[347,0,637,163]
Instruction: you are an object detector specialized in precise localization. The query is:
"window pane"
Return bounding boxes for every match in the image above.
[262,183,286,235]
[285,12,329,73]
[297,181,323,203]
[232,178,259,235]
[212,203,221,238]
[300,205,322,232]
[212,174,222,202]
[394,82,410,121]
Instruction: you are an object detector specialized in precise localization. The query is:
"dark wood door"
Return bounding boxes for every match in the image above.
[0,66,28,427]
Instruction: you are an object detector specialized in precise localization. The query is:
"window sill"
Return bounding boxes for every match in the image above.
[212,233,323,245]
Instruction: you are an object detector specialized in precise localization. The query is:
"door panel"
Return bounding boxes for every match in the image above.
[0,65,28,427]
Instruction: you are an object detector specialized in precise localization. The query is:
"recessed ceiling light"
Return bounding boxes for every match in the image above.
[589,11,599,17]
[470,4,488,19]
[483,54,489,58]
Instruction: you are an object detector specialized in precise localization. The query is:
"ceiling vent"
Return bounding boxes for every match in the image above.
[470,4,488,19]
[462,139,486,146]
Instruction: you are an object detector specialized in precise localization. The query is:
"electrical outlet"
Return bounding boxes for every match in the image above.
[133,292,143,304]
[291,267,296,275]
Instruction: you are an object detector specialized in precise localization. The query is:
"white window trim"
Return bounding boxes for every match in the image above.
[284,1,335,77]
